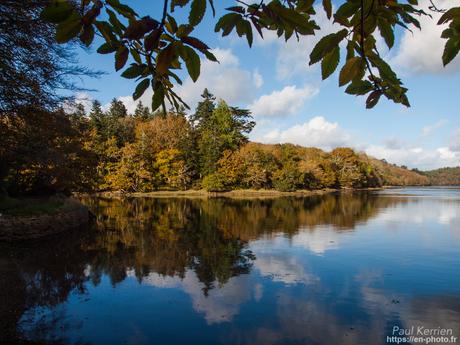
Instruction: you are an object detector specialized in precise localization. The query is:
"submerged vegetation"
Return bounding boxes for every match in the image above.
[1,89,428,197]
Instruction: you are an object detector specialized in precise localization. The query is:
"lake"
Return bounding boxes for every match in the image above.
[1,187,460,344]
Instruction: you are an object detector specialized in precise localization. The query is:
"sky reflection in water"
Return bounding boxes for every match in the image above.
[1,188,460,345]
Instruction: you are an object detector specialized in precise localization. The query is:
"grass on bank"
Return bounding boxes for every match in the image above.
[89,188,351,199]
[0,195,69,216]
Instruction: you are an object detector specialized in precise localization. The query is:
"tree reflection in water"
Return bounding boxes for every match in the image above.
[0,192,406,342]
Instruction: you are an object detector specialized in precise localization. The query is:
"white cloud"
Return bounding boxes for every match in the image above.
[254,30,279,47]
[292,227,340,255]
[392,0,460,74]
[176,48,261,110]
[448,127,460,152]
[365,145,460,170]
[253,69,264,89]
[115,48,262,113]
[258,116,351,151]
[135,269,252,324]
[249,85,318,118]
[74,92,94,112]
[252,5,339,79]
[255,255,319,285]
[275,6,339,79]
[374,197,460,227]
[421,119,447,137]
[115,94,138,114]
[182,273,252,324]
[63,92,93,114]
[255,115,460,168]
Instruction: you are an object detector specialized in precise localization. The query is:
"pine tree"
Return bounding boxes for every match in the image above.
[197,99,254,177]
[133,101,151,121]
[107,98,128,119]
[89,100,104,134]
[190,89,216,131]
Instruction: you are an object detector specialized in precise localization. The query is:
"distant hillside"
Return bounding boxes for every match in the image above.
[421,167,460,186]
[222,142,430,191]
[363,155,429,187]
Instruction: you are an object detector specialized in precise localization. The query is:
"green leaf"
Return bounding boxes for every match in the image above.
[95,21,116,42]
[144,29,161,51]
[181,36,209,51]
[215,13,240,33]
[41,0,74,23]
[441,28,453,39]
[346,41,356,60]
[106,0,137,19]
[321,46,340,80]
[442,37,460,66]
[203,50,218,62]
[438,7,460,25]
[297,0,314,12]
[171,0,190,11]
[168,71,183,85]
[322,0,332,19]
[97,42,118,54]
[80,25,95,46]
[121,64,146,79]
[369,54,397,82]
[176,24,194,38]
[345,80,373,95]
[189,0,206,26]
[180,46,201,82]
[56,13,82,43]
[208,0,216,16]
[243,20,253,47]
[156,44,176,75]
[339,57,362,86]
[309,29,348,65]
[273,4,317,34]
[133,79,150,100]
[115,45,129,71]
[366,90,382,109]
[334,1,359,21]
[151,84,165,111]
[377,19,394,49]
[130,48,142,64]
[106,8,125,35]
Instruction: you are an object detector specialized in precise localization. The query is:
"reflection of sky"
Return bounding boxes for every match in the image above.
[131,270,254,324]
[18,188,460,345]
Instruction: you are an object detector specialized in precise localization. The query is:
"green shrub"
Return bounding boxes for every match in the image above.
[272,166,301,192]
[202,173,226,192]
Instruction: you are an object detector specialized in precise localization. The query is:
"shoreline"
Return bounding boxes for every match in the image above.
[76,187,392,199]
[0,198,89,241]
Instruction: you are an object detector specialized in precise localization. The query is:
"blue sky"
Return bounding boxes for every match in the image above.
[74,0,460,170]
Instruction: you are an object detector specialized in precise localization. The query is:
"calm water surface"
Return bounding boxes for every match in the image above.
[1,188,460,344]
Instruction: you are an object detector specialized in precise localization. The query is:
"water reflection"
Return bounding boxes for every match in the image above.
[1,189,460,344]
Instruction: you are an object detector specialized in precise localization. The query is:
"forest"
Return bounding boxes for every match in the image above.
[1,88,430,196]
[2,0,458,199]
[421,167,460,186]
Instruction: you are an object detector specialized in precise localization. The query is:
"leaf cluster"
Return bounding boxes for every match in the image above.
[41,0,460,110]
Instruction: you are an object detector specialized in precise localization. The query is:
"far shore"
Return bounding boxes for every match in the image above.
[75,187,395,199]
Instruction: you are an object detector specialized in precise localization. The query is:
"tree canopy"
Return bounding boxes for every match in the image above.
[1,87,430,196]
[0,0,96,115]
[41,0,460,112]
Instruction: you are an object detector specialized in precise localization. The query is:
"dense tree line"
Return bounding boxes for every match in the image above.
[0,88,429,196]
[420,167,460,186]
